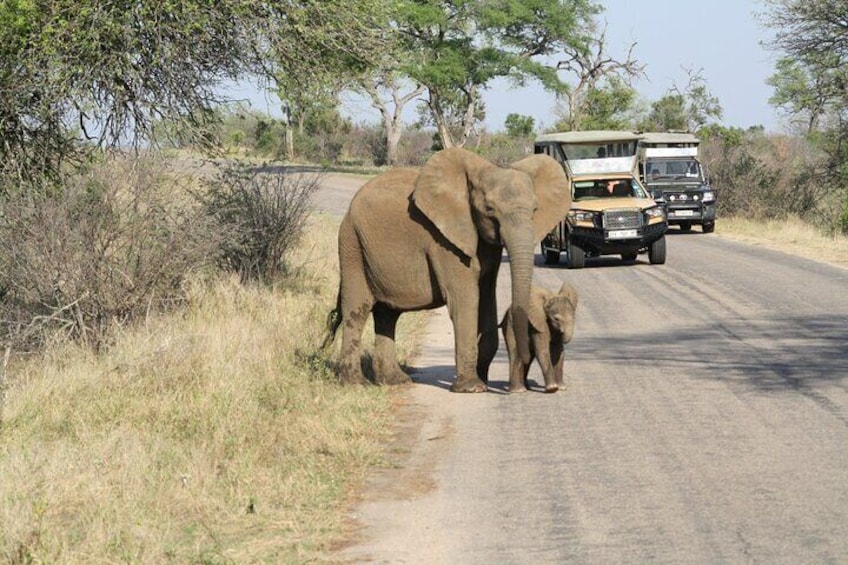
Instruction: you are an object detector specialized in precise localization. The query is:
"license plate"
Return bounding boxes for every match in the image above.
[673,209,694,217]
[608,229,637,239]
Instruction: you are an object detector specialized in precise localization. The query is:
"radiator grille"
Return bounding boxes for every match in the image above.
[602,209,642,230]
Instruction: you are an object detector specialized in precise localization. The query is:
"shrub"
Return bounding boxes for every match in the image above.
[477,132,532,166]
[203,164,321,283]
[0,154,219,350]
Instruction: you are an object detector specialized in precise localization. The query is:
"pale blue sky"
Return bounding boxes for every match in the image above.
[233,0,783,133]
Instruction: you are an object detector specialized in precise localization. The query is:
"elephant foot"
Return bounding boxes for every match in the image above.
[450,376,488,393]
[339,361,370,386]
[508,383,528,393]
[544,384,560,393]
[340,374,370,386]
[375,368,412,386]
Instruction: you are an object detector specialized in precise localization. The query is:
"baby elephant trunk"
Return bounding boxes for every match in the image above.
[553,282,578,344]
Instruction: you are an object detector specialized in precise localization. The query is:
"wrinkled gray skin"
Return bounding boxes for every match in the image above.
[324,148,570,392]
[500,282,578,393]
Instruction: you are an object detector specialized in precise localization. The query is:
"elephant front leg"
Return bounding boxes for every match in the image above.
[508,358,530,393]
[448,300,487,393]
[372,306,411,385]
[534,333,560,393]
[552,341,565,388]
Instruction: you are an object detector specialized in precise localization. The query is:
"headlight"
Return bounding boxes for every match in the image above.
[567,209,596,223]
[703,191,715,203]
[644,206,665,219]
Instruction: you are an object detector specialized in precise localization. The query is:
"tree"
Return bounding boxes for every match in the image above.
[504,114,535,137]
[761,0,848,219]
[553,23,644,131]
[395,0,598,148]
[357,43,427,166]
[555,76,637,131]
[267,1,392,161]
[762,0,848,134]
[0,0,389,184]
[639,67,722,132]
[640,95,689,132]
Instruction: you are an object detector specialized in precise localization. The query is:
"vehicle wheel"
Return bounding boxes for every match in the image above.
[649,236,666,265]
[621,251,637,262]
[543,247,560,265]
[566,239,585,269]
[679,221,692,232]
[702,221,715,233]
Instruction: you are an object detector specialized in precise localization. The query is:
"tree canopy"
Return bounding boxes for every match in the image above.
[763,0,848,134]
[0,0,389,183]
[395,0,599,147]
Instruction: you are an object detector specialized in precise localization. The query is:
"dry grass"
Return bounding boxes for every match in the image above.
[0,213,429,563]
[717,216,848,269]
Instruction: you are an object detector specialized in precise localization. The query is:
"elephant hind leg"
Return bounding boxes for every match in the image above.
[372,306,411,385]
[338,220,373,386]
[339,305,372,385]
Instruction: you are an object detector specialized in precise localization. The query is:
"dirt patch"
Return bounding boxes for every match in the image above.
[335,386,455,562]
[361,392,453,504]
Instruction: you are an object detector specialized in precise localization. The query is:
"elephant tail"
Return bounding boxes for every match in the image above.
[321,293,342,351]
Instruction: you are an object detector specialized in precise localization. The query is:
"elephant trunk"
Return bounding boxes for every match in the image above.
[502,221,536,365]
[562,318,575,345]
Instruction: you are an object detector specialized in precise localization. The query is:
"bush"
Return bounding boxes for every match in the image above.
[0,154,219,350]
[701,131,835,225]
[477,132,532,166]
[395,128,434,166]
[203,164,321,283]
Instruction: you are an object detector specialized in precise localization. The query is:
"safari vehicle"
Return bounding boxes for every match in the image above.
[534,130,668,269]
[636,132,716,233]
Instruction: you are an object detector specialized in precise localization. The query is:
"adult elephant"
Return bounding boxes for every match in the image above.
[324,147,570,392]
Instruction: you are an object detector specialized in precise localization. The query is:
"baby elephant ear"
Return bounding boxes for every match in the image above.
[558,282,579,309]
[510,155,571,242]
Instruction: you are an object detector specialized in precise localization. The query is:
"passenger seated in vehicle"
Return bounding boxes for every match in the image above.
[651,168,661,181]
[612,181,630,197]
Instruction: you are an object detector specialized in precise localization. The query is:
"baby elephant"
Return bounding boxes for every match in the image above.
[500,282,578,393]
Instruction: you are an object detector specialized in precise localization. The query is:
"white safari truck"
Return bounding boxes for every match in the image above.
[636,132,717,233]
[534,130,668,269]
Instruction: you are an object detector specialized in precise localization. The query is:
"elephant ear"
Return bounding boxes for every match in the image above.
[510,155,571,242]
[528,287,551,333]
[413,148,491,259]
[558,282,579,310]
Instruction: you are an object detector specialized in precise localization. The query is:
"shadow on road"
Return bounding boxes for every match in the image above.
[569,313,848,423]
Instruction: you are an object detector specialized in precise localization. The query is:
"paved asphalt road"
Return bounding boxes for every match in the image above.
[314,173,848,564]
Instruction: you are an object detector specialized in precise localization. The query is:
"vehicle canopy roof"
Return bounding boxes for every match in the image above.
[639,131,700,146]
[535,130,643,175]
[535,130,643,144]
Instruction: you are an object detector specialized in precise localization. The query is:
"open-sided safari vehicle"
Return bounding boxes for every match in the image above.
[534,130,668,269]
[636,131,717,233]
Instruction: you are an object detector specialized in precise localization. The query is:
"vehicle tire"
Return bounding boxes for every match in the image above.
[543,247,560,265]
[649,236,666,265]
[702,221,715,233]
[566,239,585,269]
[621,251,637,262]
[679,221,692,232]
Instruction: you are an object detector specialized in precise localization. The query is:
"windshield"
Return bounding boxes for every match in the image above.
[646,158,702,181]
[561,140,638,160]
[573,178,649,201]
